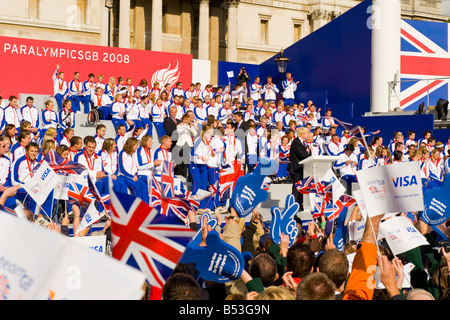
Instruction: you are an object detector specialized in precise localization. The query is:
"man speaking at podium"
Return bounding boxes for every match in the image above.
[289,127,311,211]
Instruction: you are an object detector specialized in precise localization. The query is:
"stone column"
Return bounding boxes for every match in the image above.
[371,0,401,113]
[151,0,163,51]
[198,0,210,60]
[100,4,110,46]
[134,0,146,50]
[119,0,131,48]
[210,5,220,84]
[180,1,192,55]
[227,0,238,62]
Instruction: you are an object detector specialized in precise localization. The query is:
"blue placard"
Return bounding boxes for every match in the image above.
[421,175,450,227]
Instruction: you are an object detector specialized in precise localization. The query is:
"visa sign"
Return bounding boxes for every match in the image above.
[391,175,418,188]
[40,168,51,181]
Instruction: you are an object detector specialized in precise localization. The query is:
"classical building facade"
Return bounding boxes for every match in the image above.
[0,0,448,83]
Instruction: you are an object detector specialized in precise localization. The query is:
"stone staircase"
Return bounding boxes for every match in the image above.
[19,93,313,231]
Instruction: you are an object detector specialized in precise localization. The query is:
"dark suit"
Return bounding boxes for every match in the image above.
[289,137,311,210]
[163,116,181,142]
[163,116,181,175]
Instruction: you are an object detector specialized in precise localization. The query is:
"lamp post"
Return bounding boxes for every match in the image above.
[274,49,289,87]
[105,0,114,47]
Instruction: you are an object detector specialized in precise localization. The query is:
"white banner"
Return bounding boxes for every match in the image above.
[375,262,415,289]
[74,200,102,235]
[379,216,429,255]
[22,162,58,206]
[352,189,369,219]
[71,235,107,255]
[226,71,234,78]
[348,219,366,244]
[356,161,424,217]
[0,214,145,300]
[322,168,346,204]
[53,175,72,200]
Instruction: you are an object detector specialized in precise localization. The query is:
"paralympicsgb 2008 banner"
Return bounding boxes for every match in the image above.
[0,35,192,98]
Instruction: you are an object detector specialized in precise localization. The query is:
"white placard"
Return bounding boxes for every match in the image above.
[74,200,102,235]
[22,162,58,206]
[71,235,107,255]
[53,174,72,200]
[379,216,429,255]
[0,213,145,300]
[356,161,424,217]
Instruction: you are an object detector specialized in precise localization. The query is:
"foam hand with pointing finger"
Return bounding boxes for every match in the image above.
[231,157,278,217]
[269,194,300,247]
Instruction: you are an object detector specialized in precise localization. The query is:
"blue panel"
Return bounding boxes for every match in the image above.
[353,114,434,147]
[217,61,260,88]
[326,103,354,123]
[297,90,328,110]
[433,129,450,146]
[259,0,373,119]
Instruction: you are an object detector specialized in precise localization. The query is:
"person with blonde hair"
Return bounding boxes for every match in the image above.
[40,127,58,148]
[99,137,127,193]
[118,137,153,203]
[41,100,58,133]
[136,134,162,186]
[111,93,128,132]
[254,286,295,300]
[40,139,56,158]
[105,76,118,101]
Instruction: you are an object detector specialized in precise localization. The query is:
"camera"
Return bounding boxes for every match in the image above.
[436,241,450,253]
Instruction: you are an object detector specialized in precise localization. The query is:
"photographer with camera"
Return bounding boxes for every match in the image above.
[236,67,251,86]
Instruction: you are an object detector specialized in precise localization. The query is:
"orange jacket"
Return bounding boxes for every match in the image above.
[343,242,378,300]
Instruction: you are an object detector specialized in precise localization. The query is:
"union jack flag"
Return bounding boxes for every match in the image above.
[324,195,356,222]
[150,174,162,208]
[161,160,176,198]
[295,175,316,194]
[109,188,196,300]
[309,193,325,219]
[68,182,95,206]
[42,149,108,213]
[161,196,193,221]
[218,162,244,202]
[43,150,85,175]
[152,174,199,220]
[400,20,450,111]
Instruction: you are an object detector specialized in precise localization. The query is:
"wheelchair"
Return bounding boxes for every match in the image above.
[87,106,102,127]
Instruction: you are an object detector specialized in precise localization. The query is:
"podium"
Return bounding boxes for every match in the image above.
[299,155,339,212]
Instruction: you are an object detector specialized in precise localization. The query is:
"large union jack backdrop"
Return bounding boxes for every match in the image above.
[400,19,450,111]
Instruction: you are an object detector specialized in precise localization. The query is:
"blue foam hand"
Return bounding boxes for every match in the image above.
[189,211,218,247]
[231,157,279,217]
[179,231,244,283]
[269,194,300,247]
[421,174,450,227]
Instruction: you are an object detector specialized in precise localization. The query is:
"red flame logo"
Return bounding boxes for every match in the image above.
[150,61,180,89]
